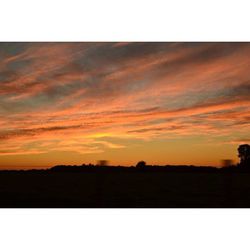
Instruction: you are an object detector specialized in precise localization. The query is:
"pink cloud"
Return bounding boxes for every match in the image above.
[0,43,249,160]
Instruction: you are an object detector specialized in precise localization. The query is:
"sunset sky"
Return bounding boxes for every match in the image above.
[0,42,249,168]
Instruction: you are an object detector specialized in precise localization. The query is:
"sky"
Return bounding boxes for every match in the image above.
[0,42,249,169]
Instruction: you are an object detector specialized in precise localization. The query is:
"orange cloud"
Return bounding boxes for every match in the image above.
[0,43,249,166]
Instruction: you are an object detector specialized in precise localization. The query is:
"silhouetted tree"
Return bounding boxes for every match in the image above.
[97,160,109,166]
[238,144,250,167]
[136,161,146,168]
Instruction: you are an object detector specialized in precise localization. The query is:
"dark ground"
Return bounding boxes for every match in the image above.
[0,165,250,208]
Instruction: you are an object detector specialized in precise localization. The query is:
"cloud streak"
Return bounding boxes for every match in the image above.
[0,42,249,165]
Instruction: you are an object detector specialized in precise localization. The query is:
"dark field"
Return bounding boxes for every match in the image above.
[0,166,250,208]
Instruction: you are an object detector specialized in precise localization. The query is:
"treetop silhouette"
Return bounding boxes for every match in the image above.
[238,144,250,167]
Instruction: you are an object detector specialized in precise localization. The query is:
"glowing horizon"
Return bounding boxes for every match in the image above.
[0,42,249,168]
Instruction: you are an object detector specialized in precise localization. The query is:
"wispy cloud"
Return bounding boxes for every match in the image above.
[0,42,249,164]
